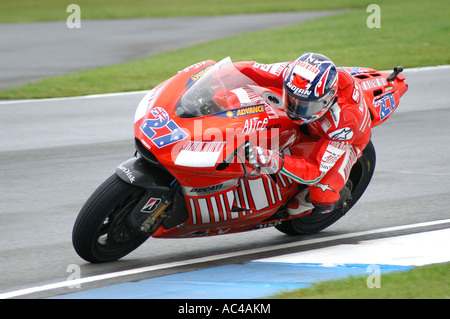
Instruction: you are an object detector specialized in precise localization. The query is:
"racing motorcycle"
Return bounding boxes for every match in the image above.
[72,57,408,263]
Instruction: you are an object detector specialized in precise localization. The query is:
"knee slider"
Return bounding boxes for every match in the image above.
[312,203,334,214]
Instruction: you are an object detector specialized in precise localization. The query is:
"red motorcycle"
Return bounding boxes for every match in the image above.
[72,58,408,263]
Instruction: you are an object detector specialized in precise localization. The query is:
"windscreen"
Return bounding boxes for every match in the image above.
[175,57,259,118]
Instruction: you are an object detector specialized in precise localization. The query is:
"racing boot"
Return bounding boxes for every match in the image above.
[310,185,352,216]
[287,188,314,216]
[287,188,336,216]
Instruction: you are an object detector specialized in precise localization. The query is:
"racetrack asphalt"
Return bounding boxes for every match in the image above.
[0,11,340,90]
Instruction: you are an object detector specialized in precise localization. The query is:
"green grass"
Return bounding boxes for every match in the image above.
[0,0,368,23]
[0,0,448,99]
[272,262,450,299]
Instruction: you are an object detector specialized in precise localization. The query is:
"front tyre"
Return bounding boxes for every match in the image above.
[72,174,150,263]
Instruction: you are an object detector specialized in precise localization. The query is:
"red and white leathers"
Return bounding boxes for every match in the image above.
[235,61,372,208]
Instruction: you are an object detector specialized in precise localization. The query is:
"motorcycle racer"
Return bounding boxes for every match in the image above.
[73,51,408,262]
[238,52,372,216]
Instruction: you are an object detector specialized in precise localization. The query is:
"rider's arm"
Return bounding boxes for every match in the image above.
[279,137,350,185]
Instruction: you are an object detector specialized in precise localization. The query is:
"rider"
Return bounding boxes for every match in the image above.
[236,52,372,216]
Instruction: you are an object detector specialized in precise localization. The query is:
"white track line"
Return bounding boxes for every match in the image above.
[0,65,448,106]
[0,90,150,105]
[377,169,450,177]
[1,219,449,299]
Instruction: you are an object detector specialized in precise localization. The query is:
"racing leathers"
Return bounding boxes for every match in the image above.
[235,61,372,213]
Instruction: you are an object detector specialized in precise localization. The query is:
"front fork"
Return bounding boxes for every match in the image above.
[115,156,180,235]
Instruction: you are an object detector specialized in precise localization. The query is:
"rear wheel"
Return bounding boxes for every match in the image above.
[275,140,376,235]
[72,174,150,263]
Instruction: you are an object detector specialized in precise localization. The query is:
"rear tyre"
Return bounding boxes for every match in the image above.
[275,140,376,235]
[72,174,150,263]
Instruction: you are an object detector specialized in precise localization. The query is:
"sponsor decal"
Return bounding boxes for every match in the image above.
[141,197,162,213]
[285,81,311,97]
[183,178,238,197]
[190,184,223,193]
[313,183,336,193]
[328,127,354,141]
[185,65,214,88]
[293,59,320,81]
[235,104,265,116]
[175,141,225,167]
[319,141,348,172]
[264,105,279,119]
[374,92,396,120]
[118,164,136,183]
[253,62,289,76]
[181,141,225,153]
[254,221,283,229]
[140,107,188,148]
[361,77,388,90]
[231,88,264,107]
[242,117,269,134]
[218,104,266,118]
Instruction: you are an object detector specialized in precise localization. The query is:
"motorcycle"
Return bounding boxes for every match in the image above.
[72,57,408,263]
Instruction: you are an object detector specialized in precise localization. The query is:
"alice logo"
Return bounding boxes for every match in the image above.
[66,4,81,29]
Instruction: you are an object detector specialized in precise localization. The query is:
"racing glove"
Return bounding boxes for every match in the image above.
[248,145,283,174]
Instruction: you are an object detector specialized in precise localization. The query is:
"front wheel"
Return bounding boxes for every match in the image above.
[72,174,150,263]
[275,140,376,235]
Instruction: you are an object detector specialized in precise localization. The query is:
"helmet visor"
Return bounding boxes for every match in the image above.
[284,88,336,121]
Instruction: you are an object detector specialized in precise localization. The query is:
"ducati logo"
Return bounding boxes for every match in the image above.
[141,197,162,213]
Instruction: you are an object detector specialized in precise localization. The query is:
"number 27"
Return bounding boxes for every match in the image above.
[140,107,188,148]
